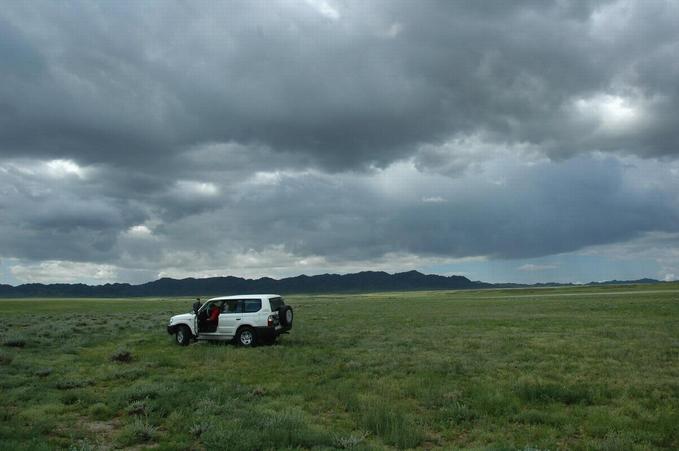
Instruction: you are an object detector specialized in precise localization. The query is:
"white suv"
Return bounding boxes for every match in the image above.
[167,294,293,347]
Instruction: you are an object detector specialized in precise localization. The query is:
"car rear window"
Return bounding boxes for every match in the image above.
[269,297,284,311]
[242,299,262,313]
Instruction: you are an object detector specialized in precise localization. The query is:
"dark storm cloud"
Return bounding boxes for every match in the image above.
[208,156,679,261]
[2,152,679,280]
[1,0,678,170]
[111,154,676,272]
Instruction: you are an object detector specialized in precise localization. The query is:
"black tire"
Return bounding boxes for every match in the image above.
[175,325,191,346]
[236,326,256,347]
[278,305,294,328]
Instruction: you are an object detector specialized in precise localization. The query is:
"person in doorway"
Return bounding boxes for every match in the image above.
[201,302,220,332]
[207,303,220,323]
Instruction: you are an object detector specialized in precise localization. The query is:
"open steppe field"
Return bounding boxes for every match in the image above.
[1,285,678,450]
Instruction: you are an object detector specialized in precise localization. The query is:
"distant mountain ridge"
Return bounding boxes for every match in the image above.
[0,271,663,298]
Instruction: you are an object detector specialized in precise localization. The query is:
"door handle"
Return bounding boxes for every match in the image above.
[236,318,241,320]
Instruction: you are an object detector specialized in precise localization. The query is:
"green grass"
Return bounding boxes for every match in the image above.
[0,285,678,449]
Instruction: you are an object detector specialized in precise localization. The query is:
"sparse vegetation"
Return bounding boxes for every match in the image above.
[0,285,678,449]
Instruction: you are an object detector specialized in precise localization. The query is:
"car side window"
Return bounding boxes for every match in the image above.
[269,297,284,311]
[224,300,242,314]
[242,299,262,313]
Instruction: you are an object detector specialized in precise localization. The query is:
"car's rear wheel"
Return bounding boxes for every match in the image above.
[278,305,294,328]
[236,327,256,347]
[175,325,191,346]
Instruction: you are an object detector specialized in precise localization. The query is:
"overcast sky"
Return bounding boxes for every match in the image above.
[1,0,678,285]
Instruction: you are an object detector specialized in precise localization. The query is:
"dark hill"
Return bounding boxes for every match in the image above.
[0,271,662,298]
[0,270,489,297]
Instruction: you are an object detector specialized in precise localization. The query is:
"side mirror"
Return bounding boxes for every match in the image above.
[193,301,202,314]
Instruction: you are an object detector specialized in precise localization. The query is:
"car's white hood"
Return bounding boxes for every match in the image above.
[169,313,194,324]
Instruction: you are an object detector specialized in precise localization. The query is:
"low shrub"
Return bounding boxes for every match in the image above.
[261,408,321,446]
[110,348,132,363]
[3,336,26,348]
[250,386,266,397]
[466,385,520,417]
[68,438,98,451]
[597,431,637,451]
[444,400,478,424]
[121,382,163,402]
[199,407,332,450]
[126,399,150,416]
[514,409,566,426]
[198,420,250,449]
[56,378,92,390]
[61,389,93,405]
[189,422,208,437]
[333,430,368,449]
[88,402,113,420]
[515,379,607,405]
[118,417,156,446]
[0,351,13,365]
[358,399,424,448]
[34,367,53,377]
[106,367,146,381]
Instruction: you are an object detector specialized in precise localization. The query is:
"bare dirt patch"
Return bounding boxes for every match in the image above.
[72,417,122,450]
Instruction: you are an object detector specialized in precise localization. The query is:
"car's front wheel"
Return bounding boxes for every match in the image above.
[175,325,191,346]
[236,327,256,347]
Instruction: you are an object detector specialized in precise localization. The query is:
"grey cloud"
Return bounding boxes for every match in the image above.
[130,155,679,268]
[0,17,45,78]
[2,152,678,279]
[0,162,147,262]
[381,158,678,259]
[0,0,678,171]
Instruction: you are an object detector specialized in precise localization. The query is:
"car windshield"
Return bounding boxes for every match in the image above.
[269,297,284,310]
[200,301,218,313]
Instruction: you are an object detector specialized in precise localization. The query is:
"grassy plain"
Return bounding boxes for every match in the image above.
[1,285,678,450]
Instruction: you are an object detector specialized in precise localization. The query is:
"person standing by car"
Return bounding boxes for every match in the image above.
[192,298,202,313]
